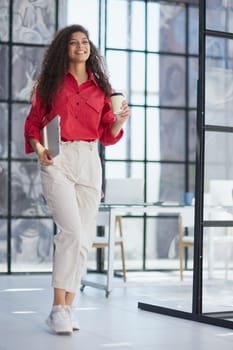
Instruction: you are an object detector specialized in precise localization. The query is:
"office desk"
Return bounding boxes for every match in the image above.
[81,204,195,296]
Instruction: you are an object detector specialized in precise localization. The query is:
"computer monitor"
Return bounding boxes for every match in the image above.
[104,178,144,205]
[209,180,233,206]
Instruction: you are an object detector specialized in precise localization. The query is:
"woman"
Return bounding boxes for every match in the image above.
[24,24,130,335]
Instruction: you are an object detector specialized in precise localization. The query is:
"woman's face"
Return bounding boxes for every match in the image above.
[68,31,91,64]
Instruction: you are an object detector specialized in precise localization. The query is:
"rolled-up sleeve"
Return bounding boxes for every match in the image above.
[98,97,124,146]
[24,92,46,154]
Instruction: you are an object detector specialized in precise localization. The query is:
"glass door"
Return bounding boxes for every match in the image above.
[196,0,233,321]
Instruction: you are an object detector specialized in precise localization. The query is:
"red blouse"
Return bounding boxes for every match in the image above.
[24,72,123,153]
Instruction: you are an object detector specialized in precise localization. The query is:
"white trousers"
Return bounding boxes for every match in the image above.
[40,141,102,293]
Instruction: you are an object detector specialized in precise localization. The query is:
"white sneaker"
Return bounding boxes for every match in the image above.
[66,306,80,331]
[46,305,72,335]
[71,309,80,331]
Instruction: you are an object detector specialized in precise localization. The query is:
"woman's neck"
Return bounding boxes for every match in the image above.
[68,63,88,84]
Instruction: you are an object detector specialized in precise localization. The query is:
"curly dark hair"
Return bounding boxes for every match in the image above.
[35,24,112,107]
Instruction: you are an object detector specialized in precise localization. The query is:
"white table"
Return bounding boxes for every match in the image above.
[81,204,194,296]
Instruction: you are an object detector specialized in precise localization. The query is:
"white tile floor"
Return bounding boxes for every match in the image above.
[1,274,233,350]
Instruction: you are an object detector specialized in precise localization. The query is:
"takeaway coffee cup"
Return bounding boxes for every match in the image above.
[110,92,125,115]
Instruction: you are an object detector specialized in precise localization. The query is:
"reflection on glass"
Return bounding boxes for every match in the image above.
[0,104,8,158]
[206,0,233,34]
[203,226,233,314]
[0,1,9,41]
[12,46,45,101]
[11,219,53,272]
[0,220,7,272]
[13,0,55,44]
[159,55,185,107]
[11,161,49,217]
[159,2,185,54]
[0,162,8,215]
[0,45,8,99]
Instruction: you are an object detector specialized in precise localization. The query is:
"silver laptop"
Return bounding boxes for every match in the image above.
[41,115,61,157]
[104,178,144,205]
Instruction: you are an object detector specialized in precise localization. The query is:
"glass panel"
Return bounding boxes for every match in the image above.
[159,55,186,107]
[12,103,36,159]
[160,109,185,161]
[11,219,53,272]
[13,0,55,44]
[0,1,9,41]
[105,161,144,179]
[11,161,47,217]
[206,0,233,34]
[147,2,159,52]
[146,108,160,161]
[89,217,144,271]
[0,162,8,216]
[189,57,198,108]
[147,54,159,106]
[130,1,145,50]
[106,51,128,96]
[146,216,180,270]
[0,104,8,158]
[141,212,193,311]
[205,36,233,127]
[203,225,233,313]
[0,220,7,272]
[67,0,99,45]
[120,218,143,270]
[12,46,45,101]
[204,131,233,217]
[159,3,186,54]
[0,45,8,99]
[147,163,185,203]
[130,53,145,105]
[189,164,196,194]
[107,0,128,49]
[105,107,145,161]
[189,110,197,162]
[147,107,186,164]
[130,107,145,160]
[188,6,199,55]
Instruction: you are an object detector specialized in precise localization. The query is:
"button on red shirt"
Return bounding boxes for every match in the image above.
[24,72,123,153]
